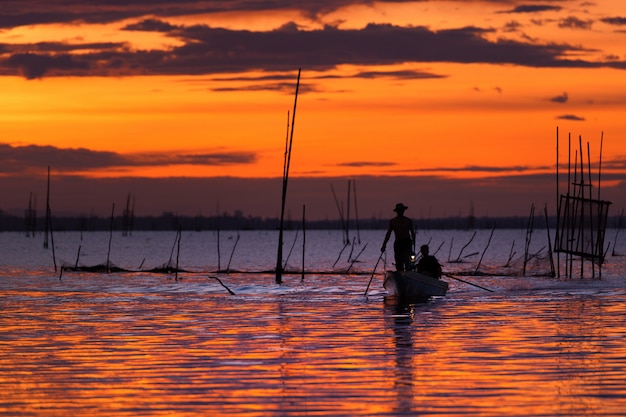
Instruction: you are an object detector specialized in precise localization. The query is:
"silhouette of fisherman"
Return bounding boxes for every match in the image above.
[416,244,442,278]
[381,203,415,271]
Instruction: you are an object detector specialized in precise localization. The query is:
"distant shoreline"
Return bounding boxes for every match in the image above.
[3,211,622,232]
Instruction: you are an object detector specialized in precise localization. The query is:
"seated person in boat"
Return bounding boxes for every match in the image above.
[416,244,442,278]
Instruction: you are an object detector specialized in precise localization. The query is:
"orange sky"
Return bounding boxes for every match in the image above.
[0,0,625,219]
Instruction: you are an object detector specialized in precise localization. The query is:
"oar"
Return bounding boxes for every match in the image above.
[364,252,384,296]
[443,273,494,293]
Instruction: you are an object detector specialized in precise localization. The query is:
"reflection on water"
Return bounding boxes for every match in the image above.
[1,273,626,417]
[1,229,626,416]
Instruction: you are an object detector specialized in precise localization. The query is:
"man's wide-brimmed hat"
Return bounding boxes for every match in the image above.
[393,203,408,212]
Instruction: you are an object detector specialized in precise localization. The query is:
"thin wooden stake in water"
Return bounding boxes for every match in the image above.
[302,205,306,281]
[352,179,361,244]
[175,226,181,281]
[544,204,556,277]
[75,245,82,269]
[106,203,114,273]
[474,226,495,275]
[44,166,51,249]
[276,68,301,285]
[226,232,240,273]
[330,183,346,242]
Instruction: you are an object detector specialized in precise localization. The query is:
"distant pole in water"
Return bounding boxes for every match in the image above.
[43,166,57,271]
[346,179,351,245]
[175,226,182,281]
[330,183,346,243]
[352,179,361,244]
[276,68,301,285]
[106,203,114,273]
[302,205,306,281]
[44,166,51,249]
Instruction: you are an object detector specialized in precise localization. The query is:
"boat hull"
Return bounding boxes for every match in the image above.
[384,271,449,299]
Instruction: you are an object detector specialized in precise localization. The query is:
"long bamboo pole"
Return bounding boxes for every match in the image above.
[276,68,301,284]
[555,127,560,278]
[587,142,596,277]
[578,136,585,279]
[598,132,605,276]
[566,135,573,278]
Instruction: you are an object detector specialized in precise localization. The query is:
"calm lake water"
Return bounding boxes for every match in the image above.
[1,229,626,416]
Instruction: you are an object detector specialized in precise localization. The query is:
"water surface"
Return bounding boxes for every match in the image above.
[1,230,625,416]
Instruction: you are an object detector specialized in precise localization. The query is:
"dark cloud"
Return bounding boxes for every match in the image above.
[0,143,256,174]
[214,68,446,82]
[558,16,593,30]
[0,10,624,79]
[204,68,445,93]
[503,20,523,32]
[336,161,397,167]
[4,53,90,79]
[212,81,319,94]
[500,5,563,14]
[601,157,626,170]
[550,92,568,103]
[556,114,585,121]
[123,18,180,32]
[0,1,428,28]
[600,16,626,26]
[0,143,126,173]
[412,164,550,173]
[352,69,446,80]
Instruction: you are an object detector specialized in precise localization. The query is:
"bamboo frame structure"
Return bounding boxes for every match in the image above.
[554,130,611,279]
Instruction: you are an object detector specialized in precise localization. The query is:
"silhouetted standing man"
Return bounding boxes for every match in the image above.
[381,203,415,271]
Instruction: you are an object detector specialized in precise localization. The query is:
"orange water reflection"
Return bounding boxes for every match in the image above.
[1,278,625,416]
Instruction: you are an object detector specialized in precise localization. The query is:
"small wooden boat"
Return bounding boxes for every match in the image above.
[384,270,449,300]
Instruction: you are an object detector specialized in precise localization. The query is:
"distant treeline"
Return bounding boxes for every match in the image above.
[3,209,624,233]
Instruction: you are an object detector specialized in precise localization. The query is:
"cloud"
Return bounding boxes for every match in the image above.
[499,5,563,14]
[212,81,319,94]
[550,92,568,103]
[123,18,180,32]
[412,164,550,174]
[556,114,585,121]
[0,1,448,28]
[2,15,625,79]
[558,16,593,30]
[601,157,626,170]
[336,161,397,167]
[352,69,446,80]
[601,16,626,26]
[208,68,446,93]
[4,52,90,79]
[0,143,256,174]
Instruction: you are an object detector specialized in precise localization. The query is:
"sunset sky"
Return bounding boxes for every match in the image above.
[1,0,625,221]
